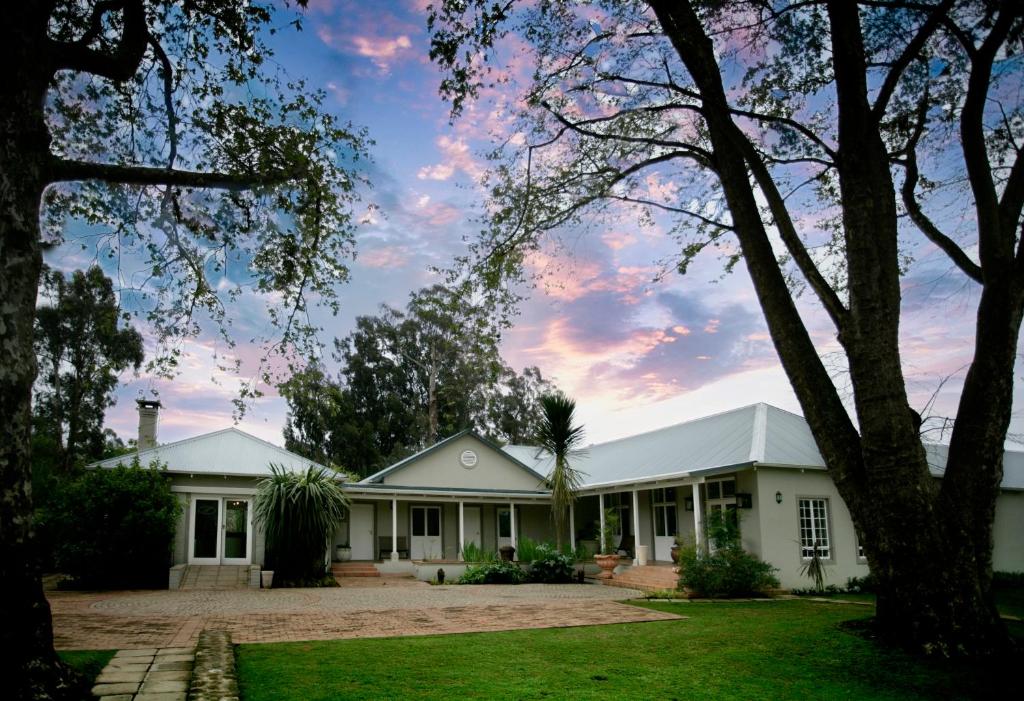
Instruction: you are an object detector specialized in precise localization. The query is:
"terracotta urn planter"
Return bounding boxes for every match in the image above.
[670,544,681,564]
[594,553,619,580]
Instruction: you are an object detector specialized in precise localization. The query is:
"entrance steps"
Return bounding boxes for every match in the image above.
[331,562,381,578]
[602,564,680,593]
[178,565,253,590]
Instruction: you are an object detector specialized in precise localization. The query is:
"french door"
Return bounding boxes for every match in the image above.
[189,497,252,565]
[410,505,442,559]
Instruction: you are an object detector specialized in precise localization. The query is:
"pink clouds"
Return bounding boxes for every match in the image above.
[360,246,412,269]
[417,136,482,181]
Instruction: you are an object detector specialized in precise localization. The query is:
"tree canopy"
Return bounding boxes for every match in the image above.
[2,2,368,696]
[33,266,144,473]
[281,284,557,477]
[428,0,1024,656]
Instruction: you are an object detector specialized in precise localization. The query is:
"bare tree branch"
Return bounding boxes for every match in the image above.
[49,0,148,82]
[870,0,955,121]
[49,158,300,190]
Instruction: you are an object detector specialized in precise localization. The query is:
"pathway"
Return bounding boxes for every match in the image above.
[50,583,681,649]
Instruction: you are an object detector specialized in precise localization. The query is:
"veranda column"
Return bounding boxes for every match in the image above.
[569,501,576,551]
[598,493,606,553]
[458,500,465,561]
[391,498,399,561]
[632,489,641,566]
[691,483,702,551]
[510,501,517,560]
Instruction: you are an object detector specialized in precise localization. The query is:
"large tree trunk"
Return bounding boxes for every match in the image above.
[1,10,85,698]
[651,0,1012,656]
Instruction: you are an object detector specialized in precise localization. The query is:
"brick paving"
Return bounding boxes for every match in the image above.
[50,583,681,650]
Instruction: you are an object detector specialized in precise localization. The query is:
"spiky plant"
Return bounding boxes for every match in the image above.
[536,393,586,551]
[254,463,350,583]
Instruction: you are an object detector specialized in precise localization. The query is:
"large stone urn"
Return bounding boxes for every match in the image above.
[594,553,619,580]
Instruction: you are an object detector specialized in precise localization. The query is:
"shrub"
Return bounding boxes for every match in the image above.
[457,560,527,584]
[43,460,181,589]
[460,541,497,563]
[845,574,878,593]
[254,463,349,585]
[516,536,544,562]
[993,571,1024,590]
[677,544,779,598]
[528,548,575,583]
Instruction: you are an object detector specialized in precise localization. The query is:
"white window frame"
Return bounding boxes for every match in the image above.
[653,488,678,538]
[798,497,832,561]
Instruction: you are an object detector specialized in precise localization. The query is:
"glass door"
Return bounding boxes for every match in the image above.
[191,498,221,564]
[189,497,252,564]
[222,499,251,565]
[410,505,442,559]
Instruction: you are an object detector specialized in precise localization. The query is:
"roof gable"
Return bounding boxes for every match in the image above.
[91,427,331,478]
[363,431,548,491]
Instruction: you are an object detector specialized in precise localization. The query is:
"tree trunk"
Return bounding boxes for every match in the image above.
[1,11,86,698]
[650,0,1012,656]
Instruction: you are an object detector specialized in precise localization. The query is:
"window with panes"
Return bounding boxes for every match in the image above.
[798,498,831,559]
[653,488,677,537]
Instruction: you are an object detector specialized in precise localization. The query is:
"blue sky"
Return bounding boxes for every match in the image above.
[44,0,1018,449]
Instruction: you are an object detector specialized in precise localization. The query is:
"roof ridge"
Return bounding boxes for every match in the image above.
[587,402,768,450]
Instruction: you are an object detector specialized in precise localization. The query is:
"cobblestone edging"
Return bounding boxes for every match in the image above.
[188,630,239,701]
[92,645,194,700]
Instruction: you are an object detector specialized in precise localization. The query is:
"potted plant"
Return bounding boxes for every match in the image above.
[336,542,352,562]
[670,534,685,564]
[593,509,621,579]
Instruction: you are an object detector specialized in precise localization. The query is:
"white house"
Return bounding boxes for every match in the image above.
[94,400,1024,589]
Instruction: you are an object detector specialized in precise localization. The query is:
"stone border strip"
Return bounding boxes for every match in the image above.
[188,629,239,701]
[92,645,194,700]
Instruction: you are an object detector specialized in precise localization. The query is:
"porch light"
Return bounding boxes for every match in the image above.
[775,491,783,504]
[683,496,694,511]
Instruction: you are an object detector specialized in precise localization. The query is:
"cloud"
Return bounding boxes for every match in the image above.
[417,136,482,181]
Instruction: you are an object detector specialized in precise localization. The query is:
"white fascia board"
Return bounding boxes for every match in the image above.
[341,487,552,502]
[171,485,257,495]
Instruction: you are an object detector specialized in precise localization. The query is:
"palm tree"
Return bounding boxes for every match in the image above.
[254,463,350,583]
[536,393,586,552]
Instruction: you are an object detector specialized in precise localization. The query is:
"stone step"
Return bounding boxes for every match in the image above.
[607,565,680,592]
[331,563,380,578]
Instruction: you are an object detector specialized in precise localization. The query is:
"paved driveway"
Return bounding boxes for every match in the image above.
[49,583,681,649]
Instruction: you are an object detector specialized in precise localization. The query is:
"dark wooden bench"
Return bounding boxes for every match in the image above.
[378,536,409,560]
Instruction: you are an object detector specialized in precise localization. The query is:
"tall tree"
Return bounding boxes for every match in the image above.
[536,393,586,552]
[34,266,144,472]
[2,2,366,696]
[428,1,1024,656]
[282,286,554,477]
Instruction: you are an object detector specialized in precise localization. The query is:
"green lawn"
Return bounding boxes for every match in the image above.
[59,649,114,685]
[235,600,1021,700]
[792,590,1024,618]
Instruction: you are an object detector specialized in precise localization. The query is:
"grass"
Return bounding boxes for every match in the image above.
[59,649,114,685]
[791,590,1024,618]
[235,599,1022,700]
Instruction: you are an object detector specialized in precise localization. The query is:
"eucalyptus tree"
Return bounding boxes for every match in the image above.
[536,393,586,552]
[34,266,144,472]
[428,1,1024,656]
[2,2,367,696]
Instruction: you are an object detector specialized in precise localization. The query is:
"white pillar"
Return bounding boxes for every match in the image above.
[632,489,641,566]
[598,493,606,553]
[569,501,576,552]
[458,500,465,561]
[391,498,399,561]
[510,502,517,560]
[692,483,702,551]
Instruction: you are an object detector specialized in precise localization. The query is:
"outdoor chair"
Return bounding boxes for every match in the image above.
[616,535,635,558]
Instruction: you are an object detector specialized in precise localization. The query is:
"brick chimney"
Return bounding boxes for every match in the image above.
[136,399,162,451]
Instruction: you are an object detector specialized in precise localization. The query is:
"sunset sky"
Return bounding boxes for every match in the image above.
[45,0,1016,450]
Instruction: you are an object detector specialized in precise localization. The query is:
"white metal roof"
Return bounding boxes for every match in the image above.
[504,402,1024,491]
[90,427,333,478]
